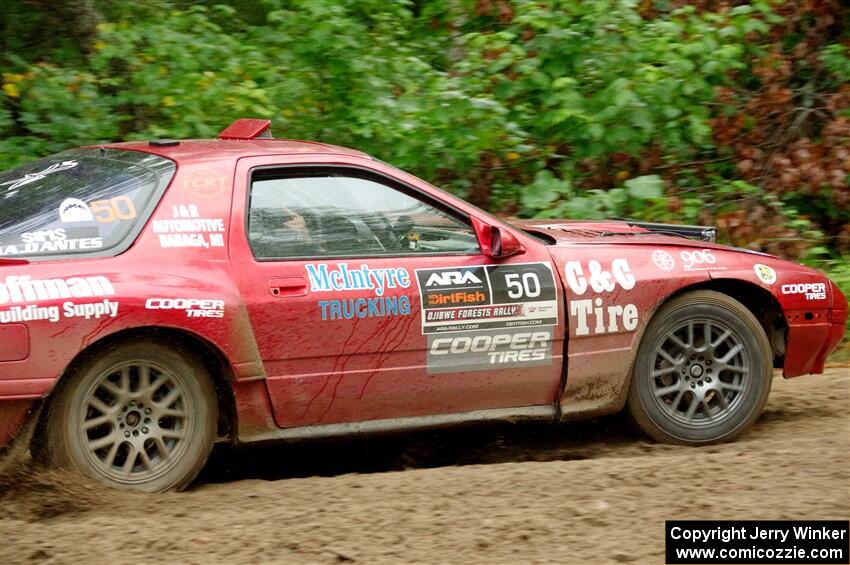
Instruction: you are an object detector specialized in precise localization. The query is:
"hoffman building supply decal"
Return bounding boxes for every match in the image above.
[145,298,225,318]
[427,328,553,374]
[0,228,103,257]
[306,263,413,321]
[152,204,225,249]
[781,282,827,301]
[416,262,558,334]
[0,275,118,324]
[565,259,639,336]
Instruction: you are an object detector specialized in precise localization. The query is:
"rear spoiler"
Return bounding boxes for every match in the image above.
[624,221,717,243]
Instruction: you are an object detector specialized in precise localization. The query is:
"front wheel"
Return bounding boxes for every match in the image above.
[627,290,772,445]
[46,340,217,491]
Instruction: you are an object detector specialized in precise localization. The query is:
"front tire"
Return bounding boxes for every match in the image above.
[627,290,772,445]
[46,340,217,491]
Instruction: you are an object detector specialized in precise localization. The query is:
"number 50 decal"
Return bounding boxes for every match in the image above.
[505,272,542,299]
[90,196,137,223]
[488,263,557,305]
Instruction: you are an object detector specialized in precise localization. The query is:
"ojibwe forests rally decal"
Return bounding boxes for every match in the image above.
[416,263,558,334]
[416,262,558,374]
[0,275,119,324]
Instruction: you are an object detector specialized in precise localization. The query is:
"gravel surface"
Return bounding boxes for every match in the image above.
[1,368,848,564]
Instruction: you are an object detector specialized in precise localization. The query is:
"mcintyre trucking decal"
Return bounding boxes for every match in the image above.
[427,328,553,374]
[415,262,558,334]
[306,263,413,321]
[565,259,639,336]
[0,275,118,324]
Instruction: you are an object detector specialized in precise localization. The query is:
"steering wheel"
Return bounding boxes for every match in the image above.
[361,212,405,252]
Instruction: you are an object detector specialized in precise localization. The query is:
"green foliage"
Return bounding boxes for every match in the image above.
[522,173,667,220]
[821,44,850,85]
[1,0,847,268]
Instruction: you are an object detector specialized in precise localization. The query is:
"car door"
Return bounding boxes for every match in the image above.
[229,155,564,428]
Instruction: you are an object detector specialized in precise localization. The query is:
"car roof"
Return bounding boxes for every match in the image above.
[97,138,371,163]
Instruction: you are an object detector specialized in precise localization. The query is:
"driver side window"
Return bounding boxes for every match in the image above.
[247,169,480,260]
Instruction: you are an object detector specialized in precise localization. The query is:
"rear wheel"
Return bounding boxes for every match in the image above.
[627,290,772,444]
[46,340,217,491]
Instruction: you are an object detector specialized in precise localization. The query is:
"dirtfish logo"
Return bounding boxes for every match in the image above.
[306,263,410,297]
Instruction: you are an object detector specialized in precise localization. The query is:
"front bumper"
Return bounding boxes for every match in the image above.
[783,307,848,378]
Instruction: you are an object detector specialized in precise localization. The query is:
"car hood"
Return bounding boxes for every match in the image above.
[515,219,754,253]
[515,218,835,282]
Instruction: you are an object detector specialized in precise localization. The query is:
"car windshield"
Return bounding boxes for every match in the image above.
[0,148,175,260]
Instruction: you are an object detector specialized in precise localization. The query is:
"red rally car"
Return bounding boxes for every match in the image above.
[0,119,846,491]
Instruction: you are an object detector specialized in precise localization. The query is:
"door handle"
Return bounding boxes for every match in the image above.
[269,277,308,297]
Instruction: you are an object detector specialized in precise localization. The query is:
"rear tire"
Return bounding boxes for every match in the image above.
[627,290,772,445]
[46,340,217,492]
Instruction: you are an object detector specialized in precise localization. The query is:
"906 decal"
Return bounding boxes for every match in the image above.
[416,262,558,334]
[650,248,727,272]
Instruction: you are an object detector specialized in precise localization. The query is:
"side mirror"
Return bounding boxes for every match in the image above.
[471,216,525,259]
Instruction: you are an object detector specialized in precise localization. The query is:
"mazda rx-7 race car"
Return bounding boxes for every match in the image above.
[0,119,846,491]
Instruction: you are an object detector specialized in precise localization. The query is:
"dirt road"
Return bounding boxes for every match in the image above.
[1,368,848,564]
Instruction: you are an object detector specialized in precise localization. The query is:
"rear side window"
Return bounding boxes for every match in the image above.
[0,148,175,260]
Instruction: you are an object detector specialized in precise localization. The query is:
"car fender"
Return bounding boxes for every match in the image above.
[706,256,840,377]
[547,242,837,420]
[549,243,713,420]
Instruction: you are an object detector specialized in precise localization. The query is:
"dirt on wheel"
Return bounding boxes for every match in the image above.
[1,368,848,564]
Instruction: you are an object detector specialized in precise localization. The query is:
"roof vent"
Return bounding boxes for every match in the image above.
[149,139,180,147]
[219,118,273,140]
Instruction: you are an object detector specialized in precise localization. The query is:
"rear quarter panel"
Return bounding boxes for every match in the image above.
[0,158,263,406]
